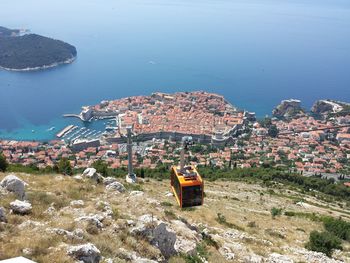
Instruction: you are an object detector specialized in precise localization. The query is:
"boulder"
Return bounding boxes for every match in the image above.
[130,215,185,259]
[151,223,177,259]
[105,181,125,193]
[0,207,7,222]
[10,200,32,215]
[82,168,103,183]
[73,175,83,181]
[67,243,101,263]
[103,177,117,186]
[76,214,104,228]
[272,99,304,118]
[0,174,27,200]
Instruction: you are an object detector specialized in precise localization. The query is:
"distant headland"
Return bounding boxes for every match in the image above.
[0,26,77,71]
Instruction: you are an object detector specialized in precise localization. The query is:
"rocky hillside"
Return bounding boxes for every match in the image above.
[0,171,350,263]
[272,99,304,118]
[311,100,350,115]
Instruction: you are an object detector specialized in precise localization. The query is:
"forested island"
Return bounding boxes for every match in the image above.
[0,26,77,71]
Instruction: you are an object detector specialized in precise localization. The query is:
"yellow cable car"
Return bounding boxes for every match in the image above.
[170,136,204,208]
[170,165,204,208]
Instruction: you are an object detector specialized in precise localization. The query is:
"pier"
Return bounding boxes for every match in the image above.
[56,125,75,138]
[63,113,84,121]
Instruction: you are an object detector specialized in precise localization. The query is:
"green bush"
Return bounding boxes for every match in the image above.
[305,231,342,257]
[323,217,350,241]
[58,158,72,175]
[271,207,282,218]
[92,160,109,177]
[284,211,296,217]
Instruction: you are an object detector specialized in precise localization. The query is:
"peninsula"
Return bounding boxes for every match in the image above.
[0,26,77,71]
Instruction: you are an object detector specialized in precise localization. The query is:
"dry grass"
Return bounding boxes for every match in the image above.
[1,172,350,262]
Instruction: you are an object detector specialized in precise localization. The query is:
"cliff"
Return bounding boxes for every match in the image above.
[272,99,304,118]
[0,27,77,71]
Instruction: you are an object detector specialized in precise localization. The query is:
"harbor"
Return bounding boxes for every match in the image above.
[55,118,118,143]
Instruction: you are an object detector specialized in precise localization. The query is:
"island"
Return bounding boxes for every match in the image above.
[0,26,77,71]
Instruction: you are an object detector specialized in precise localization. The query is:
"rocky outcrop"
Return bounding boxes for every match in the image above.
[311,100,345,115]
[272,99,304,118]
[67,243,101,263]
[10,200,32,215]
[0,207,7,222]
[0,174,27,200]
[130,214,200,259]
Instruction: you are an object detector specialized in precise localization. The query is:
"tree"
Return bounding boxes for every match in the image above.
[305,231,342,257]
[92,160,109,177]
[0,152,8,172]
[58,158,72,175]
[268,125,279,138]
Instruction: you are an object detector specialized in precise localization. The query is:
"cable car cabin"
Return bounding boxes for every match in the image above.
[170,165,204,208]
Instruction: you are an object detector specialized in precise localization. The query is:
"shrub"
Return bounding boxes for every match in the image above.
[284,211,296,217]
[323,217,350,241]
[271,207,282,218]
[58,158,72,175]
[305,231,342,257]
[92,160,109,177]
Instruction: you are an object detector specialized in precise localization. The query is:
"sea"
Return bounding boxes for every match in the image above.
[0,0,350,141]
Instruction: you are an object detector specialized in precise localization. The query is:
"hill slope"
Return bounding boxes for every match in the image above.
[0,29,77,71]
[0,172,349,262]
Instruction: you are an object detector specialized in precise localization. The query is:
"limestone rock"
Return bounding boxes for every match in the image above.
[67,243,101,263]
[0,174,27,200]
[267,253,293,263]
[103,177,117,186]
[76,214,104,228]
[151,223,177,259]
[105,181,125,193]
[47,227,84,240]
[82,168,103,183]
[10,200,32,215]
[73,175,83,181]
[70,200,85,207]
[243,254,263,263]
[272,99,304,118]
[18,220,45,230]
[129,191,144,197]
[0,207,7,222]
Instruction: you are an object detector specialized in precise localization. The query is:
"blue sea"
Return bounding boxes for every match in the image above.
[0,0,350,141]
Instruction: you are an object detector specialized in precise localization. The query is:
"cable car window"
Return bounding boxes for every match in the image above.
[182,185,202,207]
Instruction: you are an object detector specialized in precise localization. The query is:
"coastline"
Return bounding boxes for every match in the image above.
[0,56,76,72]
